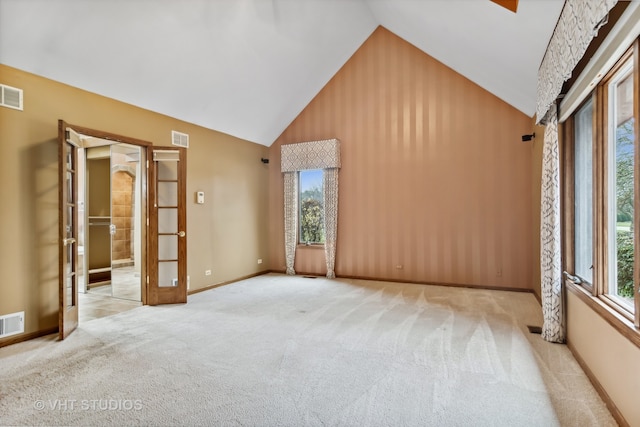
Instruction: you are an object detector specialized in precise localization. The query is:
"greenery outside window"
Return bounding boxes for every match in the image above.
[607,58,635,310]
[299,169,324,245]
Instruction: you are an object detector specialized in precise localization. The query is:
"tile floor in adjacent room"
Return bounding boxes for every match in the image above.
[78,292,141,323]
[79,266,142,323]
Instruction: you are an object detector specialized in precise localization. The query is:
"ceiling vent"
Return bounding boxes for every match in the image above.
[172,130,189,148]
[0,84,23,111]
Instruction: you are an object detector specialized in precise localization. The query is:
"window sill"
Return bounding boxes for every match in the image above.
[566,279,640,349]
[297,244,325,250]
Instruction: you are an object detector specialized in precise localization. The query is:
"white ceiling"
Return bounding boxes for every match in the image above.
[0,0,564,146]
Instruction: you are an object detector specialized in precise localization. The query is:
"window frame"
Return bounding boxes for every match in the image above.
[603,54,636,312]
[594,46,640,320]
[563,38,640,344]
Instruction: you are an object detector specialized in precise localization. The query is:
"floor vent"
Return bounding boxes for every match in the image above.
[0,84,23,111]
[0,311,24,338]
[171,130,189,148]
[527,325,542,334]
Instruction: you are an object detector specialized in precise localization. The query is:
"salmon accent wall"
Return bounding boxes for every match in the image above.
[268,27,534,289]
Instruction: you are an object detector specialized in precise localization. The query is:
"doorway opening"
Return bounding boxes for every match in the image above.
[76,138,146,321]
[80,142,143,300]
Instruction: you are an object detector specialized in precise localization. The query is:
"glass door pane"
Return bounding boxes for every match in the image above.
[77,147,87,294]
[65,143,76,309]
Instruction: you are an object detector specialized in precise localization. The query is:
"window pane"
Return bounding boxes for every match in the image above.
[157,159,178,180]
[158,235,178,261]
[67,275,75,308]
[608,62,635,310]
[158,261,178,287]
[157,182,178,207]
[299,169,325,244]
[575,98,593,283]
[158,208,177,234]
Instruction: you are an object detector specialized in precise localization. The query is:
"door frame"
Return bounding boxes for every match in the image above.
[59,122,153,339]
[72,122,152,307]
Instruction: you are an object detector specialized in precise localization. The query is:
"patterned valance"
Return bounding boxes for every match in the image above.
[536,0,617,123]
[281,139,341,172]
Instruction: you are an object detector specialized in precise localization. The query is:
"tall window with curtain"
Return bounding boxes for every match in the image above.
[564,39,640,334]
[536,0,619,343]
[281,139,341,279]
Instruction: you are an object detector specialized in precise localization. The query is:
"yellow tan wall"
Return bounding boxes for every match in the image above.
[0,64,269,342]
[268,27,534,289]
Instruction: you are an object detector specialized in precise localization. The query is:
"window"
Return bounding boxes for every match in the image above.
[565,40,639,331]
[574,98,594,286]
[607,57,635,310]
[299,169,324,245]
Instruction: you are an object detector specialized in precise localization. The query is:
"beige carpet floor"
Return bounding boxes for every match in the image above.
[0,273,615,426]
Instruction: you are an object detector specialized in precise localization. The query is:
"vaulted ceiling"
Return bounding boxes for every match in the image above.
[0,0,564,146]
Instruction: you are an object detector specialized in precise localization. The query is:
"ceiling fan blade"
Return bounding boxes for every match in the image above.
[490,0,518,13]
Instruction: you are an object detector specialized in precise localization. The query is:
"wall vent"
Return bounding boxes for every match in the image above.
[527,325,542,334]
[0,311,24,338]
[171,131,189,148]
[1,84,23,111]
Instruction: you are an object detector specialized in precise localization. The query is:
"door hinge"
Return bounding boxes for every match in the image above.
[146,276,149,285]
[146,160,149,168]
[146,218,149,227]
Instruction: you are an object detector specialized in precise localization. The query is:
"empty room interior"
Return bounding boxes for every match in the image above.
[1,0,639,425]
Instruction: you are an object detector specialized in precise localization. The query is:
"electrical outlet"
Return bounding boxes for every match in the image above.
[205,270,212,276]
[396,265,403,270]
[257,259,263,264]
